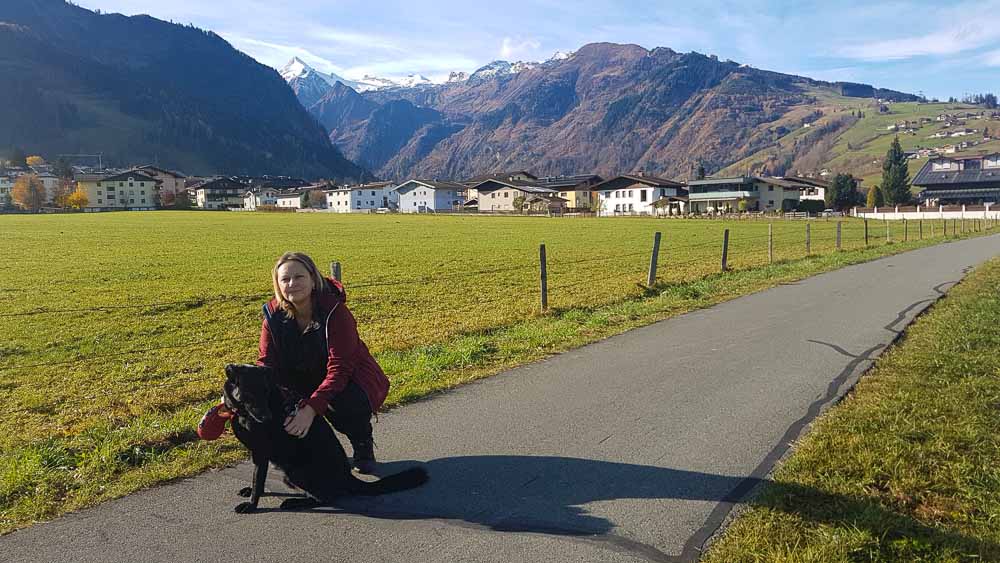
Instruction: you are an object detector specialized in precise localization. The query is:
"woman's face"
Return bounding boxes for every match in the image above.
[277,261,314,306]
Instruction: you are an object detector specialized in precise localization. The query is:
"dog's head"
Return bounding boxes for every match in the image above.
[223,364,275,426]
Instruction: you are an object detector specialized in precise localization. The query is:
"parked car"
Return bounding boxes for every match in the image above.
[821,209,843,217]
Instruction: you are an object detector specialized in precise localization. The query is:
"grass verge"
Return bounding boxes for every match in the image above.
[702,257,1000,562]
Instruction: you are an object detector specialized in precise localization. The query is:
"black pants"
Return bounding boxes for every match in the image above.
[323,381,373,446]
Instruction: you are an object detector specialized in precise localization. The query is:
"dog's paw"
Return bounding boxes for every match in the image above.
[234,502,258,514]
[280,497,321,511]
[238,486,253,497]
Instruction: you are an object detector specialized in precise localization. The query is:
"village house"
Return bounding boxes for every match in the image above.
[686,176,803,213]
[593,174,688,216]
[0,173,14,206]
[192,177,245,210]
[325,181,397,213]
[275,189,308,209]
[74,170,161,211]
[394,179,466,213]
[461,171,537,206]
[534,174,604,211]
[790,176,830,202]
[134,165,187,205]
[243,187,279,210]
[470,177,565,213]
[913,152,1000,205]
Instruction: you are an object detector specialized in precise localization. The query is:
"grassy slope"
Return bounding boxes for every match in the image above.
[0,212,994,534]
[703,257,1000,562]
[718,92,999,191]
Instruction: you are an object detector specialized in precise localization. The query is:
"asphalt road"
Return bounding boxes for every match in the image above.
[3,234,998,563]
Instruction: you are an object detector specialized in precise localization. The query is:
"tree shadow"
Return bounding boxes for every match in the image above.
[282,455,998,561]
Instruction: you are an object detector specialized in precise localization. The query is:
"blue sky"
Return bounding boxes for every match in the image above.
[79,0,999,99]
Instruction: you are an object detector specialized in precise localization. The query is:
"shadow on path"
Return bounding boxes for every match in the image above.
[283,455,998,562]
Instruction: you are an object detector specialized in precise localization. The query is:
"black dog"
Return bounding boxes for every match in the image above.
[223,363,428,513]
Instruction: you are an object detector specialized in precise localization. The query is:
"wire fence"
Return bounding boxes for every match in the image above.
[2,216,996,419]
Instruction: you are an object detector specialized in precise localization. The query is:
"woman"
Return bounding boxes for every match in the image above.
[257,252,389,474]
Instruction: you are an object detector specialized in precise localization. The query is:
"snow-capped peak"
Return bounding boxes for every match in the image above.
[548,50,574,62]
[447,71,469,83]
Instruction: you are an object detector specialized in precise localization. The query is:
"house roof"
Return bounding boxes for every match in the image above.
[593,175,685,192]
[534,174,604,189]
[918,187,1000,198]
[395,179,467,192]
[913,158,1000,187]
[461,170,538,185]
[786,176,830,189]
[473,178,559,195]
[135,165,187,178]
[100,170,162,184]
[191,177,244,190]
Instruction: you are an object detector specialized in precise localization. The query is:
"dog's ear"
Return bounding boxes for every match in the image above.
[225,364,239,381]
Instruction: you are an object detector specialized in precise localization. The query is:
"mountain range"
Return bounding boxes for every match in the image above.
[0,0,366,180]
[287,44,919,182]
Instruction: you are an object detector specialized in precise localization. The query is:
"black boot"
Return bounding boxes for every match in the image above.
[351,439,376,474]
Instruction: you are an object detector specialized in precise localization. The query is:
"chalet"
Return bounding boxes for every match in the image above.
[593,174,688,216]
[534,174,604,211]
[192,177,245,210]
[394,179,466,213]
[790,176,830,202]
[470,177,562,213]
[462,171,537,202]
[275,189,306,209]
[326,181,397,213]
[913,153,1000,205]
[686,176,802,213]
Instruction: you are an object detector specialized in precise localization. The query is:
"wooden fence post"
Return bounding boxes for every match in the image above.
[721,229,730,272]
[539,244,548,311]
[805,222,811,255]
[768,223,774,263]
[330,261,342,282]
[885,219,890,243]
[864,219,869,246]
[919,219,923,240]
[836,221,842,250]
[903,218,908,242]
[647,231,661,287]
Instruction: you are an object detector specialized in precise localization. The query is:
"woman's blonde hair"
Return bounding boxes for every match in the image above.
[271,252,327,319]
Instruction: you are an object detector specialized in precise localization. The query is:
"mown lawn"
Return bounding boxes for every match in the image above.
[703,257,1000,562]
[0,211,993,534]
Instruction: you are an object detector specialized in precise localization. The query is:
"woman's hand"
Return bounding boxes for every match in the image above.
[284,404,316,438]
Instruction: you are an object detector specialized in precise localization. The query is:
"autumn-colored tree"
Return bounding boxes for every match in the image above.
[66,188,89,209]
[306,189,327,208]
[51,178,75,207]
[26,155,46,166]
[12,174,45,211]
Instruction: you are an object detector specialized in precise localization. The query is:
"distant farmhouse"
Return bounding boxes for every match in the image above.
[913,152,1000,205]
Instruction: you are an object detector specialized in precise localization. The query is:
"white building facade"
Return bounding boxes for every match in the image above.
[394,180,465,213]
[326,183,398,213]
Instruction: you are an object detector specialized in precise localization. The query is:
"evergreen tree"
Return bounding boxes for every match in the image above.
[881,136,910,205]
[827,173,858,211]
[53,157,74,179]
[695,161,706,180]
[866,185,885,208]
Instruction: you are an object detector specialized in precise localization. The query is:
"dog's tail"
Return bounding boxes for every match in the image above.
[352,467,429,496]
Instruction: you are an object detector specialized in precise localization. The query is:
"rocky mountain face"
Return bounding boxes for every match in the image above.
[306,42,917,181]
[0,0,366,180]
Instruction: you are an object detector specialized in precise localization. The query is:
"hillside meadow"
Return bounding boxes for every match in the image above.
[0,211,989,532]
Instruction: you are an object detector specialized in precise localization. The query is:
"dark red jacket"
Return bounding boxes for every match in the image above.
[257,278,389,415]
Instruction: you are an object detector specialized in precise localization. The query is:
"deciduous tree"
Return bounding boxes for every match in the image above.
[12,174,45,211]
[66,188,89,209]
[26,156,46,166]
[51,178,75,207]
[866,185,885,208]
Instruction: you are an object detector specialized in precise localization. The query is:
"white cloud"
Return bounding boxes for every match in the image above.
[500,37,542,60]
[984,49,1000,66]
[838,17,1000,61]
[220,33,343,74]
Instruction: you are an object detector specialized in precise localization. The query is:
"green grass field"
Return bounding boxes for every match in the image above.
[703,257,1000,562]
[0,211,993,534]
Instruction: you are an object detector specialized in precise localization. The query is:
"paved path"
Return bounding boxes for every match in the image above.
[3,234,998,563]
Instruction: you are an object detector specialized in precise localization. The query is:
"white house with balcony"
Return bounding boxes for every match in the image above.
[593,174,688,216]
[394,179,466,213]
[326,181,397,213]
[687,176,803,214]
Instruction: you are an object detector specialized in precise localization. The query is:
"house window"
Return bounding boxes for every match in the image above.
[768,186,773,191]
[97,190,102,195]
[129,199,135,204]
[615,204,620,212]
[371,191,376,196]
[140,183,145,187]
[604,192,610,198]
[504,192,509,198]
[119,182,124,187]
[491,193,496,198]
[628,203,634,211]
[628,190,633,197]
[660,188,666,197]
[97,199,103,204]
[640,190,647,202]
[768,200,774,206]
